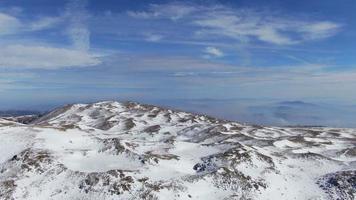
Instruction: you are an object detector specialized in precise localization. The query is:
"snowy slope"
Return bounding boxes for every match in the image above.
[0,101,355,200]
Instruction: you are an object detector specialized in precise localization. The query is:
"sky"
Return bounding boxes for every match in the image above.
[0,0,356,127]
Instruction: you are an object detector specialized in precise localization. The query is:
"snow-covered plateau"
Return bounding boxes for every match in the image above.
[0,101,355,200]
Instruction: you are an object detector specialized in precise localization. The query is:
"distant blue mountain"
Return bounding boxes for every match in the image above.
[278,101,317,107]
[246,100,356,127]
[0,110,42,117]
[112,98,356,128]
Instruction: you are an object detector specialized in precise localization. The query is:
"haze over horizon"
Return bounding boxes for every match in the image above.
[0,0,355,127]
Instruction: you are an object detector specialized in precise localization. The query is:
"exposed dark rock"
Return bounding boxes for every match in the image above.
[144,125,161,133]
[317,170,356,200]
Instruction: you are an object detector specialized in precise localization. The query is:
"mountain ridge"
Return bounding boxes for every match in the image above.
[0,101,355,200]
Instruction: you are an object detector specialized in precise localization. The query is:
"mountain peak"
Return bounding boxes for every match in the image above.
[31,101,225,131]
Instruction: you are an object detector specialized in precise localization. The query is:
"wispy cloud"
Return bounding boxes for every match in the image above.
[144,33,164,42]
[104,54,233,73]
[0,72,37,92]
[102,52,356,99]
[194,8,341,45]
[0,0,100,69]
[204,46,224,58]
[65,0,90,51]
[1,11,62,34]
[128,3,197,20]
[0,6,23,16]
[300,21,341,40]
[0,12,21,35]
[127,3,342,45]
[0,45,100,69]
[29,16,62,31]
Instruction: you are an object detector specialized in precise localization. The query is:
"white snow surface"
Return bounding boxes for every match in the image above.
[0,101,355,200]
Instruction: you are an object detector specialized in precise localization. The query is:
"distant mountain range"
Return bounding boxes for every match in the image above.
[247,101,356,127]
[144,99,356,128]
[0,110,42,117]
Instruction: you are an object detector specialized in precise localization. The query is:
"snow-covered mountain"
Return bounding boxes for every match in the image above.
[0,101,355,200]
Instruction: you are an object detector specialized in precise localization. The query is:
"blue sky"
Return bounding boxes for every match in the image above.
[0,0,355,126]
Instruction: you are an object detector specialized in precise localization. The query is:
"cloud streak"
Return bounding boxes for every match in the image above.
[0,12,21,35]
[65,0,90,51]
[194,10,341,45]
[0,0,100,69]
[128,3,197,20]
[29,16,62,31]
[144,33,164,42]
[128,3,342,45]
[204,46,224,57]
[0,45,100,69]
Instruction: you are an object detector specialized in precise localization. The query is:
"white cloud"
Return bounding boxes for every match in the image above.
[65,0,90,51]
[204,46,224,57]
[145,33,163,42]
[128,3,197,20]
[300,21,341,40]
[193,10,341,45]
[255,27,296,45]
[128,3,341,45]
[127,11,155,19]
[0,7,23,16]
[0,1,100,69]
[169,63,356,101]
[0,45,100,69]
[0,12,21,35]
[0,12,61,34]
[29,16,62,31]
[104,54,233,72]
